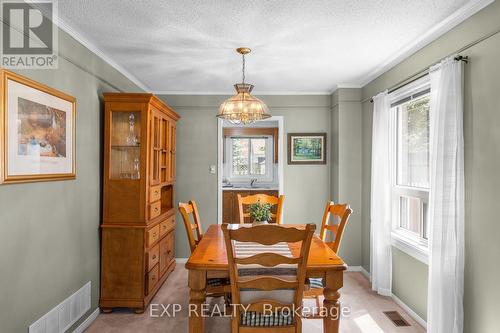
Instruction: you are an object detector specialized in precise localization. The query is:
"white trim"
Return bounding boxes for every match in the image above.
[346,266,371,281]
[217,116,284,224]
[217,119,224,224]
[176,257,188,264]
[331,83,364,93]
[346,265,363,272]
[391,231,429,265]
[226,135,274,183]
[392,293,427,329]
[72,308,100,333]
[53,16,150,92]
[360,267,371,281]
[358,0,494,87]
[277,116,284,196]
[153,91,331,96]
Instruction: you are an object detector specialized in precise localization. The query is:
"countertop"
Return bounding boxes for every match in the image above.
[222,187,279,191]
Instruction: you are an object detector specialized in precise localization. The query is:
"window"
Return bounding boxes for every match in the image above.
[227,136,273,181]
[390,78,431,262]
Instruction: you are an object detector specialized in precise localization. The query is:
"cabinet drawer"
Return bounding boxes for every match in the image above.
[147,225,160,247]
[146,264,159,295]
[150,186,161,203]
[150,201,161,219]
[159,231,175,274]
[159,215,175,237]
[147,244,159,272]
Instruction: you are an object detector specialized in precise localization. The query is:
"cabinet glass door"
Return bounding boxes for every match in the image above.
[160,117,169,183]
[150,110,161,185]
[110,111,141,179]
[169,122,176,181]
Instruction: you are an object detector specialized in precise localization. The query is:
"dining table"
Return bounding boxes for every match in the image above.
[185,224,347,333]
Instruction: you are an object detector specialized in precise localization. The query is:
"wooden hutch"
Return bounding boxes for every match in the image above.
[100,93,179,313]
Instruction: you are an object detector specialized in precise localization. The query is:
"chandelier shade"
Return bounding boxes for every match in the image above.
[217,48,271,125]
[217,83,271,125]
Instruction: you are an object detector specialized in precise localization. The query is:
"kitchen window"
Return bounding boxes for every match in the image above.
[390,78,431,263]
[226,136,273,182]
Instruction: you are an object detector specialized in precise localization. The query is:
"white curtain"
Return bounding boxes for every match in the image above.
[427,57,465,333]
[370,90,392,296]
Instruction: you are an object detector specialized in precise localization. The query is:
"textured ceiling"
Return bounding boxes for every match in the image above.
[58,0,472,93]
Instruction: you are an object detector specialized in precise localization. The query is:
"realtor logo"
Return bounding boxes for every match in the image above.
[1,0,58,68]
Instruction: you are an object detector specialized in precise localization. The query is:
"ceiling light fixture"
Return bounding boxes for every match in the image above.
[217,47,271,125]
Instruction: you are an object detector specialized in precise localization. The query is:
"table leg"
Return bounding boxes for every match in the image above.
[323,270,343,333]
[188,269,206,333]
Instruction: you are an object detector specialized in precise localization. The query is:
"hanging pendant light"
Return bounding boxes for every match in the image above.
[217,47,271,125]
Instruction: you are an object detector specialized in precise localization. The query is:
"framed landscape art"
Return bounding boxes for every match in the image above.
[287,133,327,165]
[0,70,76,184]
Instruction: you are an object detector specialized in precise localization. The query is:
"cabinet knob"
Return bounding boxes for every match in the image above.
[152,255,156,259]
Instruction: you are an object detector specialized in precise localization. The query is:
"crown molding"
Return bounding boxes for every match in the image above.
[357,0,494,88]
[153,90,332,96]
[53,15,150,92]
[330,83,364,94]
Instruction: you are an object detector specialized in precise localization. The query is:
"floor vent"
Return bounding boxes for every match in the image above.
[29,281,91,333]
[383,311,411,327]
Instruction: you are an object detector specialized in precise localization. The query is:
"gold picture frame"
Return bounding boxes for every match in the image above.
[0,70,76,184]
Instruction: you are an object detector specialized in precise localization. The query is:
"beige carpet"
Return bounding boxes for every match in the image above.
[86,264,425,332]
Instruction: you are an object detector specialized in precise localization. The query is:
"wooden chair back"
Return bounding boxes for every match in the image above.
[178,200,203,253]
[237,194,284,224]
[319,202,352,253]
[222,223,315,332]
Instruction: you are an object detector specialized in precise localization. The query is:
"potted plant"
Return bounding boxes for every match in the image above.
[248,201,272,226]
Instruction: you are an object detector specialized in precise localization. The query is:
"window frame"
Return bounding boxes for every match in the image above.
[225,135,274,182]
[389,77,431,264]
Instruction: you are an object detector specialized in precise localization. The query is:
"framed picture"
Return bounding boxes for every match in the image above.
[287,133,327,165]
[0,70,76,184]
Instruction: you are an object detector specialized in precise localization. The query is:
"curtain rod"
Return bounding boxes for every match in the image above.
[364,26,500,104]
[368,56,467,103]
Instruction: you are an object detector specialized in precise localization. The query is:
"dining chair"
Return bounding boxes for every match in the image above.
[237,193,285,224]
[303,202,352,317]
[178,200,230,296]
[179,201,203,253]
[222,223,316,332]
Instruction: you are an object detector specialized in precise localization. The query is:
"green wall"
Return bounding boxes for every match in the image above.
[330,88,363,265]
[159,94,365,264]
[392,248,428,320]
[0,29,142,332]
[361,1,500,331]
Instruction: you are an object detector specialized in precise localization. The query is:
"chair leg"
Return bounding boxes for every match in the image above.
[231,314,239,333]
[296,316,302,333]
[315,295,321,314]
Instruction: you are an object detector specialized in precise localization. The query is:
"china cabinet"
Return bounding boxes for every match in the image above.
[100,93,180,313]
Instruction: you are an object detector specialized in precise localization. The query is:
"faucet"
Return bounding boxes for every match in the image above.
[250,178,258,188]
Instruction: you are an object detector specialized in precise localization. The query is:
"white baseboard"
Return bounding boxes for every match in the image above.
[360,267,371,281]
[391,294,427,329]
[346,265,363,272]
[346,266,371,281]
[350,266,426,329]
[72,308,100,333]
[176,257,188,264]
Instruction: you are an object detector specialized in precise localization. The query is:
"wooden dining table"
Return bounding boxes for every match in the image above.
[185,224,347,333]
